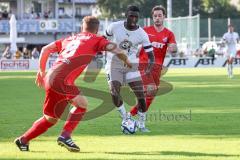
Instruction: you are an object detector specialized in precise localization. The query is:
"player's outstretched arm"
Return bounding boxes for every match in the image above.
[35,42,59,88]
[145,50,155,74]
[168,43,178,53]
[105,42,132,68]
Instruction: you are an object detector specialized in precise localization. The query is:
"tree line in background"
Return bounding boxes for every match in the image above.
[97,0,240,19]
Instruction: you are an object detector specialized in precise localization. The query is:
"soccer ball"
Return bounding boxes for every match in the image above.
[121,118,138,134]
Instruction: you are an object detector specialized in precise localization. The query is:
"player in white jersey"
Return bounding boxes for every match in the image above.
[105,5,154,132]
[222,24,239,78]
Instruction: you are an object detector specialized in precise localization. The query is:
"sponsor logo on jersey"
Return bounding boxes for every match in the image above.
[152,41,165,49]
[119,39,133,50]
[163,37,168,43]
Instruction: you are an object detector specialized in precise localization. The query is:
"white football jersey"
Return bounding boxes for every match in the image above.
[223,32,239,50]
[105,21,153,69]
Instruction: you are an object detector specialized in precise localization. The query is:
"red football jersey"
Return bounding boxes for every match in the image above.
[48,32,110,86]
[139,26,176,65]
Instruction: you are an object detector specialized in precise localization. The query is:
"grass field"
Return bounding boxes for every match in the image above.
[0,68,240,160]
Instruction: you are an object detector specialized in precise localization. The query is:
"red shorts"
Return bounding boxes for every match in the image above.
[139,64,161,95]
[140,65,161,86]
[43,85,80,119]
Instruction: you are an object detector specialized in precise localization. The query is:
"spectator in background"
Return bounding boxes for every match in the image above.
[43,11,49,19]
[184,44,193,57]
[2,46,11,59]
[193,48,203,57]
[30,11,38,19]
[22,47,31,59]
[14,50,22,59]
[31,47,40,59]
[2,10,9,19]
[36,13,41,19]
[48,10,53,18]
[207,45,216,59]
[216,42,226,57]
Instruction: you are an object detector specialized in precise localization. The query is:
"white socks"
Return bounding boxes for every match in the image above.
[117,104,127,120]
[227,63,233,78]
[137,111,146,129]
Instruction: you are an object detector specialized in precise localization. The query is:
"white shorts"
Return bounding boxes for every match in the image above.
[106,67,141,85]
[226,48,237,58]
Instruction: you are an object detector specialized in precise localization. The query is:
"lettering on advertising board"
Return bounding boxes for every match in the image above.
[167,58,188,67]
[1,60,29,70]
[222,58,240,67]
[39,20,58,31]
[194,58,215,67]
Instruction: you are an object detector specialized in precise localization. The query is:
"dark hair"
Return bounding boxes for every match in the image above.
[126,5,140,13]
[82,16,99,32]
[151,5,166,16]
[228,24,234,28]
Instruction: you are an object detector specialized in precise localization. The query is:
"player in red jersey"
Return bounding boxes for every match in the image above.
[130,5,177,118]
[14,16,131,152]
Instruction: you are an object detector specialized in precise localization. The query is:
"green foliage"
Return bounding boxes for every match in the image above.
[204,0,240,18]
[97,0,144,19]
[97,0,240,18]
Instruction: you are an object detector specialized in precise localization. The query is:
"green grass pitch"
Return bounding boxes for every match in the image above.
[0,68,240,160]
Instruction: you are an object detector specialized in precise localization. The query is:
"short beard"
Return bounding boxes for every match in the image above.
[154,22,163,27]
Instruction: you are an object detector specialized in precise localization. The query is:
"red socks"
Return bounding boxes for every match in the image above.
[21,116,55,144]
[61,107,86,138]
[20,107,86,144]
[130,105,138,116]
[130,96,155,116]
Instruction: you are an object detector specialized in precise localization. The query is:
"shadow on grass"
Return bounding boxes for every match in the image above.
[1,151,239,160]
[105,151,240,157]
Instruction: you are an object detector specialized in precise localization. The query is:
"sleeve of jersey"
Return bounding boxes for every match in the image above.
[169,32,177,44]
[222,33,226,40]
[54,39,63,52]
[96,37,111,51]
[105,23,114,38]
[142,31,153,53]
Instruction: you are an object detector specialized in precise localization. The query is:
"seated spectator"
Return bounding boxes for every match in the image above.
[184,44,193,57]
[179,51,184,57]
[193,48,203,57]
[2,46,11,59]
[31,47,40,59]
[15,50,22,59]
[207,45,216,58]
[22,47,31,59]
[216,43,226,57]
